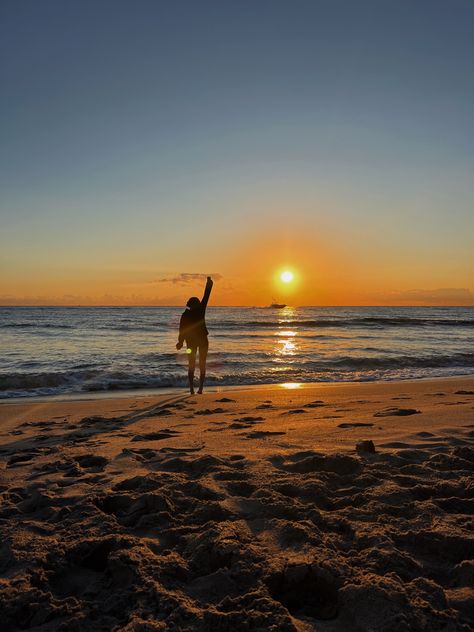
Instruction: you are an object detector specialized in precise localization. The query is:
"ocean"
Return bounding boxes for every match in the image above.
[1,306,473,399]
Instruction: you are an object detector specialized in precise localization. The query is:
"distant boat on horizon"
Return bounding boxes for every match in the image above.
[266,298,287,308]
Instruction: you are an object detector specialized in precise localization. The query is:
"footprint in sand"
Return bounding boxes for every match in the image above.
[244,430,286,439]
[67,435,92,445]
[303,401,326,408]
[113,474,163,491]
[17,487,56,514]
[256,403,273,409]
[79,416,109,426]
[373,407,421,417]
[159,446,203,454]
[35,421,55,428]
[337,422,374,428]
[439,401,469,406]
[195,408,226,415]
[74,454,108,471]
[274,451,360,475]
[215,397,236,403]
[229,416,265,429]
[455,390,474,395]
[7,452,38,467]
[131,429,180,442]
[151,408,173,417]
[121,447,158,461]
[285,409,307,415]
[225,480,256,497]
[268,564,339,620]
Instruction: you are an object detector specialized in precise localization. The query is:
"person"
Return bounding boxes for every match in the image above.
[176,276,213,394]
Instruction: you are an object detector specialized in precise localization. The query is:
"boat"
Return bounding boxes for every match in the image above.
[267,298,287,308]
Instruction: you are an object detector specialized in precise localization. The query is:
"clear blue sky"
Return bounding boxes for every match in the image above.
[1,0,473,305]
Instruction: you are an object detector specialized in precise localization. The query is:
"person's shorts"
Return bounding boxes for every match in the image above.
[187,337,209,353]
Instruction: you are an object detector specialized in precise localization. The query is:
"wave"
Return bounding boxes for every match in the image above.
[214,317,474,330]
[327,352,474,370]
[0,370,101,390]
[2,368,473,399]
[1,351,473,397]
[0,322,75,329]
[87,316,474,333]
[3,316,472,334]
[3,312,473,329]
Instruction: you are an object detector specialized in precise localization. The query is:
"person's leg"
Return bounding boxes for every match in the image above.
[187,348,196,395]
[197,339,209,394]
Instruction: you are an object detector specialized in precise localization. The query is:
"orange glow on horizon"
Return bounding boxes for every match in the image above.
[1,224,473,307]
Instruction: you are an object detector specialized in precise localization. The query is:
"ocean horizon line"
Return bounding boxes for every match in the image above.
[1,304,474,309]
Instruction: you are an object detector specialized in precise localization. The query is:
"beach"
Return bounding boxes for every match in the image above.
[0,376,473,631]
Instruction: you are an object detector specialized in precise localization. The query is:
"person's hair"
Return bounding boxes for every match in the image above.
[186,296,200,309]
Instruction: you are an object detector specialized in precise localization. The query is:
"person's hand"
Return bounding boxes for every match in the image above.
[176,341,183,350]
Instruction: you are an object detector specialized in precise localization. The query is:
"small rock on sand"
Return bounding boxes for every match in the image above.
[356,440,376,454]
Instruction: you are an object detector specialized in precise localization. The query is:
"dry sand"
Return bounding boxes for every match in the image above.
[0,377,473,631]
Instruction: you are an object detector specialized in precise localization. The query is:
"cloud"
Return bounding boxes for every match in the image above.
[155,273,223,286]
[381,288,474,305]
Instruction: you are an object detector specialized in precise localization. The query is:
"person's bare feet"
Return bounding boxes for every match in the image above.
[197,388,203,394]
[190,389,195,395]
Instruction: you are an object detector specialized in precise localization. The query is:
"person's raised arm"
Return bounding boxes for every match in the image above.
[201,276,213,310]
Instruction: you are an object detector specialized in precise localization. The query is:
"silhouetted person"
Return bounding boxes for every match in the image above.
[176,276,213,394]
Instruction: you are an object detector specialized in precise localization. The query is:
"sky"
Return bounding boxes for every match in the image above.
[1,0,473,306]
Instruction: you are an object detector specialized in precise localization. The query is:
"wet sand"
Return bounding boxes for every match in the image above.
[1,377,473,631]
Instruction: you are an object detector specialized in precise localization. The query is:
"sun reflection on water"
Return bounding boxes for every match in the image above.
[281,340,296,353]
[275,322,298,358]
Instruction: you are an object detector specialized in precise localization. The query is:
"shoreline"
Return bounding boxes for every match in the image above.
[1,372,473,405]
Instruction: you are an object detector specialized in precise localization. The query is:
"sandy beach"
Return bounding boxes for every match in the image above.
[0,377,473,631]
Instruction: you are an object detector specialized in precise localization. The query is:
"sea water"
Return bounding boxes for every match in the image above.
[1,306,473,398]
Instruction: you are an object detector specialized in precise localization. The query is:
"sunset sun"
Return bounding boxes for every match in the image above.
[280,270,294,283]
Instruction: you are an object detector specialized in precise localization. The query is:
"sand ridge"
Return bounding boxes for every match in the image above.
[0,377,473,631]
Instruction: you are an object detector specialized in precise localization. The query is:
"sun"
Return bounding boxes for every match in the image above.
[280,270,294,283]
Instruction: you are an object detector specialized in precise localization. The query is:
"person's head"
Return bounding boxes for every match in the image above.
[186,296,200,310]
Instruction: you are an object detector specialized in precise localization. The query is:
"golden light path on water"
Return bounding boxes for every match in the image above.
[272,307,303,387]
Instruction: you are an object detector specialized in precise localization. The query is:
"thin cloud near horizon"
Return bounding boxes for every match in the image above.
[155,273,223,286]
